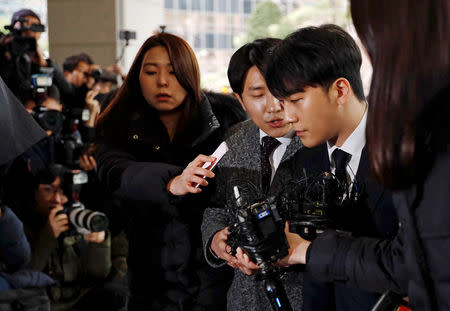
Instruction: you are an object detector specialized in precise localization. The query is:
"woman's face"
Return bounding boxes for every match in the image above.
[139,46,187,113]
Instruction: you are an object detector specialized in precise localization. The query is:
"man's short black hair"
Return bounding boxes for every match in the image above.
[228,38,281,96]
[266,24,365,101]
[63,54,90,72]
[78,52,94,65]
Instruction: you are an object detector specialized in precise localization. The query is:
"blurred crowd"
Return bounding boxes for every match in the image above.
[0,8,128,311]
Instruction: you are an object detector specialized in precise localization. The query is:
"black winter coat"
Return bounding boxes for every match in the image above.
[96,92,247,311]
[305,85,450,310]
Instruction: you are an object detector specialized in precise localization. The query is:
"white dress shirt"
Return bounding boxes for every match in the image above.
[327,108,367,183]
[259,129,294,183]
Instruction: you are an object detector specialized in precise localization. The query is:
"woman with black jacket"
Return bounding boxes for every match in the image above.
[276,1,450,310]
[95,32,247,310]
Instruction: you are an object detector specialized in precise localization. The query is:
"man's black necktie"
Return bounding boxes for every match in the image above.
[261,136,281,194]
[332,148,352,183]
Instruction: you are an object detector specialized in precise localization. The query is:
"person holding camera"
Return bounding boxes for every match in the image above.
[265,1,450,309]
[0,9,75,110]
[0,9,47,102]
[95,32,247,310]
[4,162,127,311]
[0,76,55,310]
[261,24,400,311]
[201,38,308,311]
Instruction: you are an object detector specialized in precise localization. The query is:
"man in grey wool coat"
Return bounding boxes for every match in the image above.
[201,38,312,311]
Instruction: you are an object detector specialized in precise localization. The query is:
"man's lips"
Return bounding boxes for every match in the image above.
[295,130,307,136]
[267,119,285,128]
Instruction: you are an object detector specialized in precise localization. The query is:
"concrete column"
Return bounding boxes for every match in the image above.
[47,0,117,67]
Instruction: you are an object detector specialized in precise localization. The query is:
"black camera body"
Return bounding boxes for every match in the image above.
[228,196,289,265]
[56,134,89,169]
[60,170,108,237]
[282,171,358,241]
[227,186,292,311]
[3,17,44,57]
[30,70,67,136]
[0,18,46,99]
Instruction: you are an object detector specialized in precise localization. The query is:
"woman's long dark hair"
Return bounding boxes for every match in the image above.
[351,0,450,189]
[96,32,201,145]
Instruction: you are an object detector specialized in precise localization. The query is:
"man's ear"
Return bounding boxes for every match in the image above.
[234,93,247,112]
[331,78,351,106]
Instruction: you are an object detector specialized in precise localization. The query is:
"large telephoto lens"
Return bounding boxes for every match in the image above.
[68,204,109,233]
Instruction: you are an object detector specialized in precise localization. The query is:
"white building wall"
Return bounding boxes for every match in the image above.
[116,0,164,71]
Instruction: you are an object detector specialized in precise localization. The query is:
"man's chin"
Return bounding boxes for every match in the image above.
[265,128,290,138]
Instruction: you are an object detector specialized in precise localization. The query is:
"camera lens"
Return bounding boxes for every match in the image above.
[88,213,109,232]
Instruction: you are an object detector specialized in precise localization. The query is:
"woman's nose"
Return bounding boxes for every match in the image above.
[157,72,168,86]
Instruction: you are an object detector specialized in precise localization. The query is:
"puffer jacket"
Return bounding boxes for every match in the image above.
[96,91,247,310]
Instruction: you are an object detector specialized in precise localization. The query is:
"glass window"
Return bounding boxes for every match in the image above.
[231,0,239,13]
[231,34,237,49]
[243,0,252,14]
[206,0,214,11]
[192,0,201,10]
[194,33,202,48]
[218,34,226,49]
[179,0,187,10]
[218,1,226,12]
[206,33,214,48]
[165,0,174,9]
[281,0,288,14]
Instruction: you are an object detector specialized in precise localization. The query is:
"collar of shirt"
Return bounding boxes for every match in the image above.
[327,107,367,181]
[260,129,294,180]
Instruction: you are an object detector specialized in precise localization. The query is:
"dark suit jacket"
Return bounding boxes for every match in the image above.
[297,144,399,311]
[293,144,398,239]
[306,85,450,311]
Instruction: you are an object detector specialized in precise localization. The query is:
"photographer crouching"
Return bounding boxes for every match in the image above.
[4,162,127,311]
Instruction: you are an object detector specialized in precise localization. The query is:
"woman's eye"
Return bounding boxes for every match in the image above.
[169,71,175,75]
[145,71,156,75]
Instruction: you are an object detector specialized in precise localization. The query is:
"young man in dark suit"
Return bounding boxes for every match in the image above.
[201,38,307,311]
[264,24,399,311]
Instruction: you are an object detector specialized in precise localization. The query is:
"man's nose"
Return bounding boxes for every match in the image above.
[283,101,298,123]
[266,95,282,113]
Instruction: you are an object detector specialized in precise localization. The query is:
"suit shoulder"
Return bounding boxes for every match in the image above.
[224,119,255,140]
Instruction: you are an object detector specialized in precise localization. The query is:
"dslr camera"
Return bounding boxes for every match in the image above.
[227,186,293,311]
[3,17,45,57]
[282,170,359,241]
[60,168,109,236]
[31,70,66,136]
[0,17,46,97]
